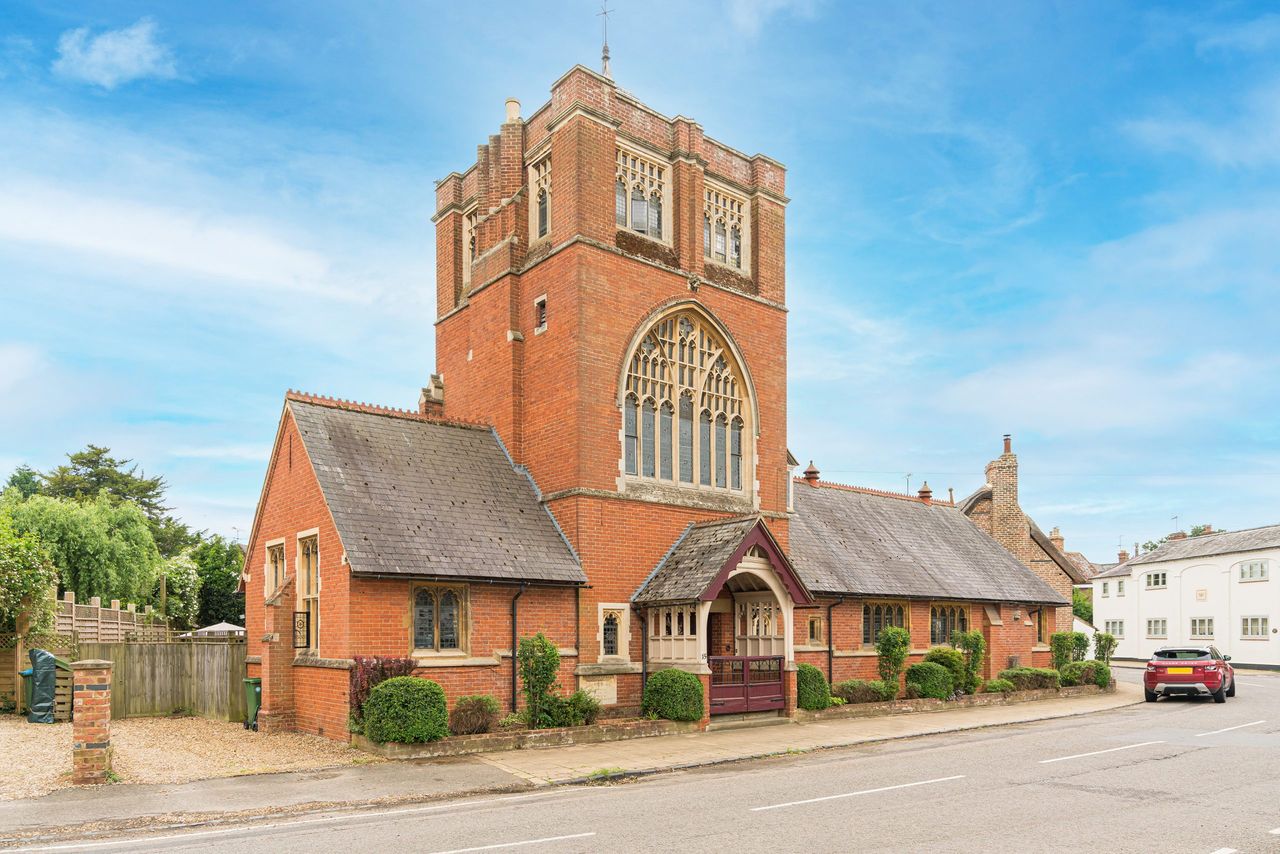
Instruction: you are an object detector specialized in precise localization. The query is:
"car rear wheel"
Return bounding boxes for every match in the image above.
[1144,689,1158,702]
[1226,677,1236,698]
[1212,683,1226,703]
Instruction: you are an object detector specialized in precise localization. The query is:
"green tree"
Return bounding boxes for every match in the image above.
[1072,588,1093,623]
[4,465,42,499]
[0,515,58,632]
[40,444,195,557]
[3,491,161,604]
[192,535,245,626]
[158,549,202,630]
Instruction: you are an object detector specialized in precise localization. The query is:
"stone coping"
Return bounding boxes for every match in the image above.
[793,683,1112,722]
[352,718,699,760]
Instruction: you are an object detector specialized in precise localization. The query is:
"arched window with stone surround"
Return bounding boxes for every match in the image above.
[620,308,753,496]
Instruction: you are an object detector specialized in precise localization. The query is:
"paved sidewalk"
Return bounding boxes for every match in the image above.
[0,685,1141,845]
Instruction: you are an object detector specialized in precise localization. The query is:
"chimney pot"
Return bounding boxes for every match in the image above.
[803,461,820,485]
[1049,526,1065,551]
[1200,524,1213,534]
[917,481,932,504]
[947,487,955,505]
[1003,433,1012,454]
[505,98,521,123]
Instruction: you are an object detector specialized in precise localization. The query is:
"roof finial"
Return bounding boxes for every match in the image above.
[598,3,613,78]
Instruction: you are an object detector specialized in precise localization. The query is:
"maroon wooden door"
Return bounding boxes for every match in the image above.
[709,656,784,714]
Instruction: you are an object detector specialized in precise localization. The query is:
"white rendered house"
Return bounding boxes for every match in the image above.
[1092,525,1279,667]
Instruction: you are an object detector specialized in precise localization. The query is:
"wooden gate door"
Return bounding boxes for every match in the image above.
[709,656,784,714]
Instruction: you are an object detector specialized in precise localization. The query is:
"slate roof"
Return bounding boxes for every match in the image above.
[1093,561,1132,579]
[288,399,585,585]
[790,484,1066,605]
[632,517,761,605]
[1127,523,1280,567]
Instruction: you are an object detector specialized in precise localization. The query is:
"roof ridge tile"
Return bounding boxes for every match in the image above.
[285,389,490,430]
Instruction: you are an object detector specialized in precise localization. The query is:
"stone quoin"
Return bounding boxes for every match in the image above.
[241,65,1071,739]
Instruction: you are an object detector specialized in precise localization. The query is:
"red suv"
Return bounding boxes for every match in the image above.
[1145,646,1235,703]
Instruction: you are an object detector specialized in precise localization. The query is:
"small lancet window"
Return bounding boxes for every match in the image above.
[537,189,548,238]
[631,187,648,236]
[602,613,619,656]
[615,179,627,227]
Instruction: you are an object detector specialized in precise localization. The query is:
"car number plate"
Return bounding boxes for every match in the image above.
[1167,667,1193,674]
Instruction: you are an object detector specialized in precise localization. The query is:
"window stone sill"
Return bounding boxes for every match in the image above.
[293,655,354,670]
[413,656,501,668]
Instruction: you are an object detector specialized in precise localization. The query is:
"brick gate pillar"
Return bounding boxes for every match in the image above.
[71,660,113,785]
[697,672,712,731]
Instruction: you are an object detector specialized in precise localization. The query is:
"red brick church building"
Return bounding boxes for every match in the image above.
[242,65,1067,739]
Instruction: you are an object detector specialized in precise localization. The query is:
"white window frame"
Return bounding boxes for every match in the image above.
[1145,571,1167,590]
[1101,582,1109,598]
[1104,620,1124,638]
[1238,560,1269,582]
[1145,618,1167,639]
[1189,617,1214,638]
[1241,615,1271,639]
[1117,580,1125,597]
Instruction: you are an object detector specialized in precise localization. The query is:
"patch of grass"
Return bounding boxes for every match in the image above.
[587,766,625,780]
[104,769,122,784]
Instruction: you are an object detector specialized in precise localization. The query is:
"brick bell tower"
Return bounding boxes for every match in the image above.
[432,66,789,704]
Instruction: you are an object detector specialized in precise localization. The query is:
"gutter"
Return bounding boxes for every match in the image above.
[826,595,845,685]
[510,582,527,712]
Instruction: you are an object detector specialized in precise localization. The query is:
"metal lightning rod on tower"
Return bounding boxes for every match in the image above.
[598,3,613,78]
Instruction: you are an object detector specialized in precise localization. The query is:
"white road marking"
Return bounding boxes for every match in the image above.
[1270,827,1280,835]
[1194,720,1266,737]
[1208,848,1237,853]
[750,775,965,811]
[1038,741,1165,764]
[427,832,596,853]
[6,789,595,852]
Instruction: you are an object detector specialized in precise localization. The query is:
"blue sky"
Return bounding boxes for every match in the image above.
[2,2,1277,561]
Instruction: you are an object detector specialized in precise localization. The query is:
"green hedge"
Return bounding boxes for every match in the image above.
[1060,659,1111,689]
[832,679,897,704]
[1049,632,1074,672]
[982,678,1015,694]
[923,647,966,692]
[363,676,449,744]
[905,661,954,700]
[642,668,704,722]
[797,663,831,711]
[997,666,1061,691]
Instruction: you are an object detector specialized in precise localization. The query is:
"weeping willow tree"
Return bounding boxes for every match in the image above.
[1,490,161,605]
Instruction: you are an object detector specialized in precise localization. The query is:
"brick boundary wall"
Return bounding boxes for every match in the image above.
[72,660,113,785]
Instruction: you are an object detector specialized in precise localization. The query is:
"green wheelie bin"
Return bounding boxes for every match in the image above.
[243,677,261,731]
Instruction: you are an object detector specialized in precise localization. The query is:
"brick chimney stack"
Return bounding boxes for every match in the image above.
[1199,524,1213,535]
[918,481,932,505]
[1049,526,1065,552]
[1118,548,1130,563]
[985,434,1021,553]
[1168,531,1188,541]
[803,461,820,486]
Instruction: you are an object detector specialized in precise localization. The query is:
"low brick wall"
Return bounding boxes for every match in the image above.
[793,683,1112,723]
[352,718,700,759]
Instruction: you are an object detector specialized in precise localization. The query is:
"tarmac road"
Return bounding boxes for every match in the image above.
[17,668,1280,854]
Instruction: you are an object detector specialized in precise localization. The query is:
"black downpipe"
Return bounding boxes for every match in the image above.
[510,582,527,712]
[827,596,845,686]
[637,609,648,694]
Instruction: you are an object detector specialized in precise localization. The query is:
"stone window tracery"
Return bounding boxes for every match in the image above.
[703,181,749,272]
[616,147,667,241]
[930,605,968,646]
[862,601,907,645]
[529,154,551,241]
[461,207,479,297]
[622,310,750,496]
[414,585,467,653]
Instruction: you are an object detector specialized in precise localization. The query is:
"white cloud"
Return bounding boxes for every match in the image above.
[1196,14,1280,55]
[167,444,270,462]
[725,0,817,37]
[0,180,356,299]
[1124,80,1280,168]
[52,18,177,90]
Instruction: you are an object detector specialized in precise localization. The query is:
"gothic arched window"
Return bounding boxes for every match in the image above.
[621,309,752,495]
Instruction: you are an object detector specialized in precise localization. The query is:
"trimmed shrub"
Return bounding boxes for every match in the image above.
[449,694,500,735]
[1049,632,1074,672]
[349,656,417,729]
[1071,632,1090,662]
[924,647,966,693]
[832,679,897,704]
[875,625,911,688]
[1060,659,1111,689]
[517,632,560,729]
[797,663,832,711]
[363,676,448,744]
[953,630,987,695]
[905,661,954,700]
[982,678,1015,694]
[642,668,704,722]
[545,689,602,727]
[1093,632,1118,665]
[903,683,923,700]
[998,666,1061,691]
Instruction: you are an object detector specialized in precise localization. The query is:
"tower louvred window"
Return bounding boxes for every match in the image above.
[622,310,751,495]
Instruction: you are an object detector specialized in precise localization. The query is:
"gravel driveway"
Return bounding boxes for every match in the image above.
[0,715,379,800]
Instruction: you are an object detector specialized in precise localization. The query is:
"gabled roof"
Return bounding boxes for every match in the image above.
[632,517,812,606]
[288,397,584,585]
[790,482,1066,605]
[957,484,1088,585]
[1127,523,1280,567]
[1093,561,1132,579]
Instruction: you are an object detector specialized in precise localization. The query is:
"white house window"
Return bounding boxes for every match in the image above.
[703,180,749,272]
[1146,572,1167,589]
[1104,620,1124,637]
[615,147,666,241]
[297,536,319,652]
[1190,618,1214,638]
[1101,582,1109,598]
[529,155,551,241]
[414,585,466,653]
[1146,618,1168,638]
[1240,560,1269,581]
[266,544,285,598]
[1117,580,1126,596]
[1242,616,1270,638]
[621,310,751,495]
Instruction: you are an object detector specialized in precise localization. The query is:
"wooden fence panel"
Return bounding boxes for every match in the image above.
[77,641,246,722]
